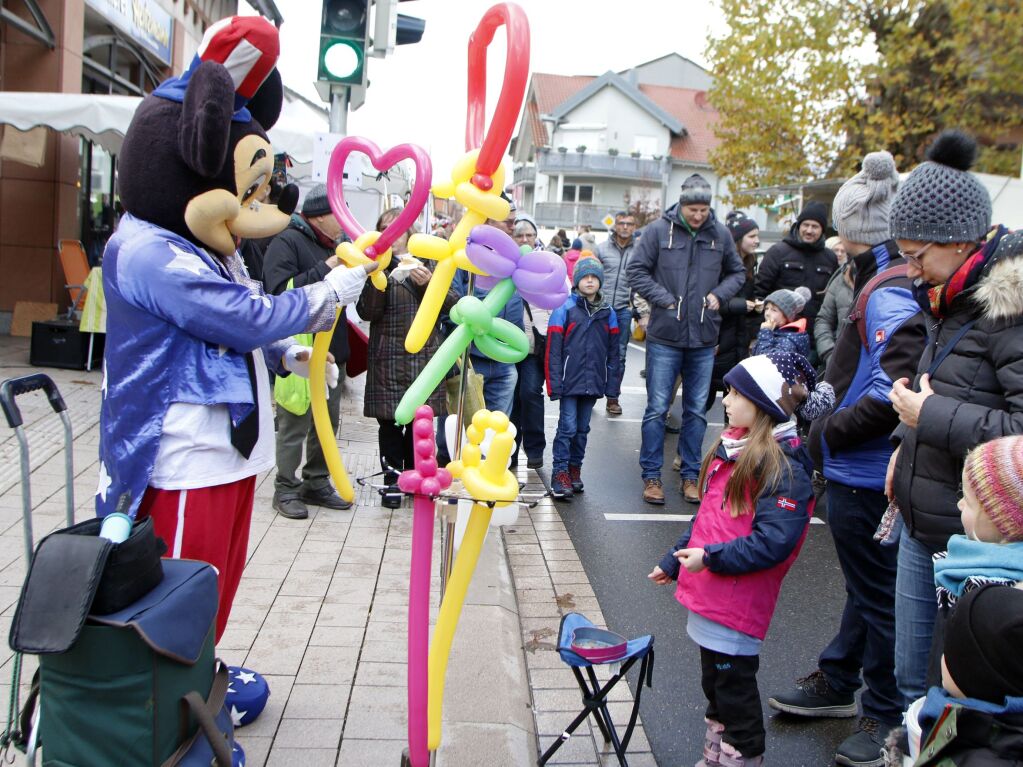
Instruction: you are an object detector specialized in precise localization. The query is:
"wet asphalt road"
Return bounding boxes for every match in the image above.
[542,342,864,767]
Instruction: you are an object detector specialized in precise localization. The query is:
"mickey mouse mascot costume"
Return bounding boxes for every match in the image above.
[97,16,373,733]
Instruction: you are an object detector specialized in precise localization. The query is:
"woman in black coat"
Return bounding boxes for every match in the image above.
[705,212,761,412]
[884,131,1023,707]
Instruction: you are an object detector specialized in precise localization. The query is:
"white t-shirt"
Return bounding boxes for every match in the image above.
[150,348,275,489]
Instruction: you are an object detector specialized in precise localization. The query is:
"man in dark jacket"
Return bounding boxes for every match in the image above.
[626,174,745,505]
[595,210,637,416]
[262,184,351,519]
[770,151,926,767]
[756,201,838,355]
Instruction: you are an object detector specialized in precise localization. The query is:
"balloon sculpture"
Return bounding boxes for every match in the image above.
[394,226,568,424]
[311,138,432,502]
[397,407,452,767]
[428,410,520,751]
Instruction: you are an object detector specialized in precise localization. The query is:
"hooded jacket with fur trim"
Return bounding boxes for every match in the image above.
[893,230,1023,548]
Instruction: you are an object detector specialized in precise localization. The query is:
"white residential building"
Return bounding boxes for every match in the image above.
[510,54,732,231]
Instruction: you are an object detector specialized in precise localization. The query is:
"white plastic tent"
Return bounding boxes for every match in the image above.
[0,88,327,173]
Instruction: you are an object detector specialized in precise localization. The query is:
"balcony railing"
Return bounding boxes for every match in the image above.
[537,151,666,181]
[512,165,535,185]
[534,202,615,229]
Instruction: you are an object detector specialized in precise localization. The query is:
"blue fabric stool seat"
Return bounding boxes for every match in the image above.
[538,613,654,767]
[226,666,270,727]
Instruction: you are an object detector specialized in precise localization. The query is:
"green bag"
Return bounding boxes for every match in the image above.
[273,279,313,415]
[445,358,487,423]
[33,560,224,766]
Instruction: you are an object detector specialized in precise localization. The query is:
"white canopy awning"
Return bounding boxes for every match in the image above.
[0,89,326,171]
[0,92,141,156]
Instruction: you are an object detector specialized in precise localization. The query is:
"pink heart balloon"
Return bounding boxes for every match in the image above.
[326,137,432,259]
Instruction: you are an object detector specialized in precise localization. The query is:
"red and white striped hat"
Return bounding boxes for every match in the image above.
[197,16,279,100]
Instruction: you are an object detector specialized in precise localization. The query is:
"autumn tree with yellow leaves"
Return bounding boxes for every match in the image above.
[707,0,1023,205]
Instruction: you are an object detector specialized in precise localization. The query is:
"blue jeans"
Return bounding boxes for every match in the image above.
[517,352,547,462]
[895,533,939,706]
[552,396,597,474]
[472,356,518,415]
[817,482,901,725]
[640,342,715,480]
[614,306,632,379]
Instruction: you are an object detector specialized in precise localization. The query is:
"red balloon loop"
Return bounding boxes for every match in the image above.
[465,3,530,176]
[471,173,494,192]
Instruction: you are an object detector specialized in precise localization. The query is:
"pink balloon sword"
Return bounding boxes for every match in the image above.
[397,406,452,767]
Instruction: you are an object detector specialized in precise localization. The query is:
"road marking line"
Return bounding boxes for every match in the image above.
[603,513,826,525]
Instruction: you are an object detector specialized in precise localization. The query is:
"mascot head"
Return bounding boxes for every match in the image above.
[118,16,299,257]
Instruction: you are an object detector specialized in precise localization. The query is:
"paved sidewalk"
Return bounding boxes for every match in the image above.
[0,334,655,766]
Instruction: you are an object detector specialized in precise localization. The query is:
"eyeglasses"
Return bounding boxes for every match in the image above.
[898,241,936,267]
[616,221,636,227]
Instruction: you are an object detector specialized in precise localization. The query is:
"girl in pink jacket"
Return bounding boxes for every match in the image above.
[649,351,832,767]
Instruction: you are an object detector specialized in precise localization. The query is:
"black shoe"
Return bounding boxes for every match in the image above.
[767,670,858,718]
[300,485,352,510]
[526,455,544,469]
[380,470,402,509]
[551,470,574,500]
[272,493,308,520]
[835,718,885,767]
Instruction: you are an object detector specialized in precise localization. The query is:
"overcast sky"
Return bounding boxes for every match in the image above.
[249,1,724,176]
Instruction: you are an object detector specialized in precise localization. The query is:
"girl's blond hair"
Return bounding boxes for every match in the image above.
[697,407,792,517]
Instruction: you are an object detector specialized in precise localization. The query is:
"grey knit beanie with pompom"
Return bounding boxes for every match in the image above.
[832,151,899,245]
[889,131,992,243]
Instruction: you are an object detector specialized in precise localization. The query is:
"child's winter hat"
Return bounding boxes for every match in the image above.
[763,286,811,322]
[724,351,835,423]
[572,257,604,288]
[943,583,1023,702]
[963,436,1023,542]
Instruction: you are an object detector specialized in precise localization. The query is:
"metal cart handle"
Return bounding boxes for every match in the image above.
[0,374,67,429]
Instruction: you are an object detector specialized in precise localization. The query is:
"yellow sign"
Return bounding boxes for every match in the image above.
[602,213,615,228]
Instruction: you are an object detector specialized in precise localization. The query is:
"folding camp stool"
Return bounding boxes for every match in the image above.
[538,612,654,767]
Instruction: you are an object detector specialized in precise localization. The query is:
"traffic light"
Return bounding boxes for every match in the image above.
[370,0,424,58]
[396,12,425,46]
[318,0,370,86]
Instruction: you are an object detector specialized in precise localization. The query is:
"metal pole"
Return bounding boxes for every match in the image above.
[329,86,349,136]
[440,273,475,596]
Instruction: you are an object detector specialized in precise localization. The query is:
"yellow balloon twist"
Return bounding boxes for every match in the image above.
[404,150,509,353]
[427,410,518,750]
[308,231,392,504]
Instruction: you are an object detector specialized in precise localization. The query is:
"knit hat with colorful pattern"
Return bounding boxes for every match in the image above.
[964,436,1023,541]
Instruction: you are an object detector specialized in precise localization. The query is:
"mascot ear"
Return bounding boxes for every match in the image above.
[247,68,283,131]
[179,60,235,178]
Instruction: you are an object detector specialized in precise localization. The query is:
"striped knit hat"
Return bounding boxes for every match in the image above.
[963,436,1023,541]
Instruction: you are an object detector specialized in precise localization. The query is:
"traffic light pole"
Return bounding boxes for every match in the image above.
[329,85,350,135]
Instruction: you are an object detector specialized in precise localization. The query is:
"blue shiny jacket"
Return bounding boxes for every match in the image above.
[97,215,338,518]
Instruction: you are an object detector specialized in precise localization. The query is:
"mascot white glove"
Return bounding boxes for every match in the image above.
[324,262,377,305]
[283,345,339,390]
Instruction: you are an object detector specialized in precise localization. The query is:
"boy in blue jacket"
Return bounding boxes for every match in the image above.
[545,257,622,500]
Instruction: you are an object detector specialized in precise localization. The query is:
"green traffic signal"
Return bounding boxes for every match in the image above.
[318,0,369,86]
[322,40,361,80]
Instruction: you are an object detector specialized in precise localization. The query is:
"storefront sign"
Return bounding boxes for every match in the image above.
[86,0,173,64]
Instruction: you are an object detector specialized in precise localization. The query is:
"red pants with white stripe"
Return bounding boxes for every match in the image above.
[137,476,255,642]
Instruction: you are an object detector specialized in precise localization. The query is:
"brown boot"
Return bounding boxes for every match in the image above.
[643,478,665,505]
[606,398,622,416]
[681,479,700,504]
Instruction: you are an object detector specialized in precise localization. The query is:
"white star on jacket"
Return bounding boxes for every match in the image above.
[166,244,211,276]
[95,462,112,501]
